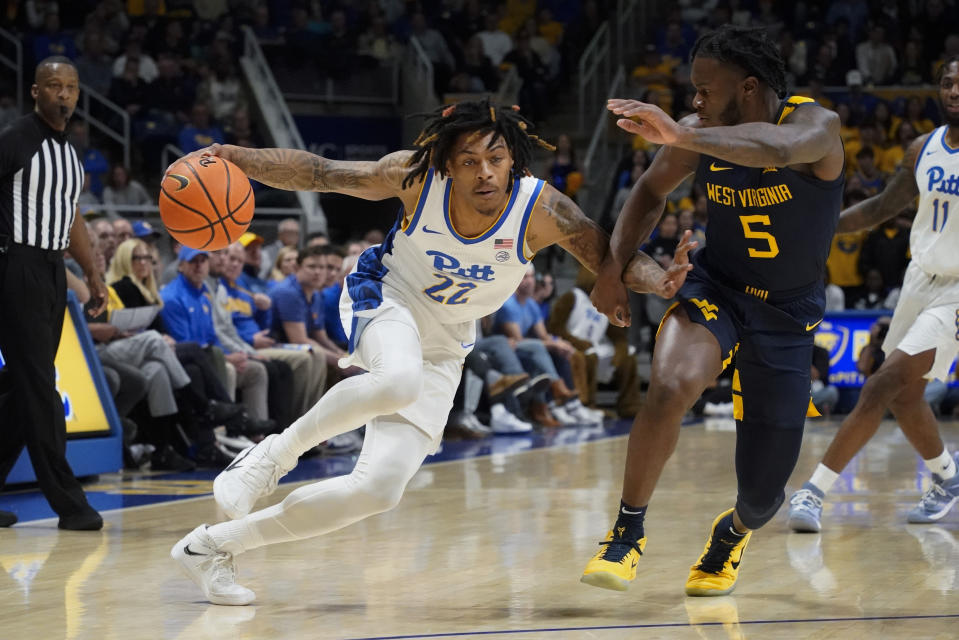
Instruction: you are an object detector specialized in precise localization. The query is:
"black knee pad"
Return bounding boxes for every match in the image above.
[735,491,785,530]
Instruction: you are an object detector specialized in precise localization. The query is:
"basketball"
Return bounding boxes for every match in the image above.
[159,156,254,250]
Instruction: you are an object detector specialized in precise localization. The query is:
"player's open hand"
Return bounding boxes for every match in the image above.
[608,99,682,146]
[590,263,631,327]
[655,230,696,299]
[164,144,228,175]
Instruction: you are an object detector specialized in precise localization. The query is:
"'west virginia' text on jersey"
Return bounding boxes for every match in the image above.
[346,168,543,324]
[694,97,844,295]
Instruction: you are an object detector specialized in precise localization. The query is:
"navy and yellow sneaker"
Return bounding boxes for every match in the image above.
[580,527,647,591]
[685,509,752,597]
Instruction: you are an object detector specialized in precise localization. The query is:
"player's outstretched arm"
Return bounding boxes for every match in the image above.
[527,184,610,274]
[180,144,414,200]
[609,99,843,178]
[837,134,927,233]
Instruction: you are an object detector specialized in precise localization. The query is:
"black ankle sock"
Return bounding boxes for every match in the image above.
[614,500,647,540]
[716,513,746,542]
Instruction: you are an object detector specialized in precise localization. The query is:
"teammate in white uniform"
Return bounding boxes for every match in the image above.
[168,100,697,605]
[788,57,959,533]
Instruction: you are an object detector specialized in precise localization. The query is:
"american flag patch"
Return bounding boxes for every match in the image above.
[494,238,514,249]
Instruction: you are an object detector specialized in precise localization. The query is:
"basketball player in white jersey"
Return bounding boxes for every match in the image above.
[168,100,697,605]
[788,57,959,533]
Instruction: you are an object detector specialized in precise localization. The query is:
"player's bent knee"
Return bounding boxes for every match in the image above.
[735,491,785,529]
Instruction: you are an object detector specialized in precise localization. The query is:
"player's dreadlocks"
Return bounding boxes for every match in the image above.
[402,98,555,189]
[690,25,787,99]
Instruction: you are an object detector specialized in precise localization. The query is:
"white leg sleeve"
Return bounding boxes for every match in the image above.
[267,318,423,468]
[209,415,432,553]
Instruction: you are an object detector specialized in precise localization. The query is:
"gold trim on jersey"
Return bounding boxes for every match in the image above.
[776,96,814,125]
[744,285,769,301]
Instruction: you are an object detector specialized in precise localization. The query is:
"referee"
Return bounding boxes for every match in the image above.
[0,57,107,530]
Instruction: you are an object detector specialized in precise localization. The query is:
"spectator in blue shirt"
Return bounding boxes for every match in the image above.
[177,102,225,153]
[270,245,351,372]
[160,247,220,348]
[238,231,271,296]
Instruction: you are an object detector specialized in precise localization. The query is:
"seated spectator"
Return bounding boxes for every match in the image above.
[810,344,840,418]
[225,107,262,148]
[268,246,299,285]
[357,12,398,66]
[270,245,349,372]
[66,119,109,199]
[320,248,350,351]
[897,41,928,85]
[902,95,935,135]
[852,147,885,196]
[458,35,499,93]
[493,266,600,426]
[108,57,152,125]
[857,316,892,378]
[860,215,910,291]
[148,53,195,126]
[549,268,642,418]
[477,10,513,66]
[218,243,326,418]
[548,133,582,200]
[32,11,77,64]
[178,102,225,154]
[102,165,151,217]
[503,28,549,122]
[198,59,246,125]
[536,8,563,47]
[260,217,301,279]
[879,121,918,174]
[410,11,455,95]
[522,17,560,80]
[92,218,118,264]
[238,231,270,294]
[824,272,846,312]
[306,231,329,248]
[112,36,158,82]
[533,271,555,323]
[632,44,674,93]
[75,29,113,96]
[113,217,134,245]
[850,268,898,310]
[855,23,897,85]
[159,248,275,438]
[827,189,868,305]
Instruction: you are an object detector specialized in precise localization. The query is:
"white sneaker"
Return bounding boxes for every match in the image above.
[213,434,287,520]
[214,426,257,453]
[549,403,580,425]
[490,404,533,434]
[564,399,604,423]
[321,430,364,454]
[171,525,255,606]
[462,413,492,434]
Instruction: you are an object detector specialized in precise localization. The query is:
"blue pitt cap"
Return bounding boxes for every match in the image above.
[132,220,161,238]
[178,246,210,262]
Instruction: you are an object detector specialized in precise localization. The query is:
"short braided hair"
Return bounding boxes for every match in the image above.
[402,98,555,189]
[937,55,959,83]
[690,25,787,99]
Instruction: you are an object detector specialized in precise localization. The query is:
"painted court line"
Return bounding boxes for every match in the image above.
[345,613,959,640]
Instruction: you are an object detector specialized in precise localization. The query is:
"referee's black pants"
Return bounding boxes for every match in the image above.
[0,243,93,516]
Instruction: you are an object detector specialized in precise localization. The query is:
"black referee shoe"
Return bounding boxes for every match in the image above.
[0,510,17,527]
[58,506,103,531]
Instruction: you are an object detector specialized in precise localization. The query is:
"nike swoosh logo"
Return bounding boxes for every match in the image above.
[224,445,255,471]
[422,225,444,235]
[621,507,644,515]
[927,150,937,156]
[460,342,474,349]
[167,173,190,191]
[709,162,733,172]
[805,319,823,332]
[730,560,741,569]
[183,544,204,557]
[630,559,638,569]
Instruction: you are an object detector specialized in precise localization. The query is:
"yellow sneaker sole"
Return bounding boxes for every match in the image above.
[685,583,736,597]
[580,571,631,591]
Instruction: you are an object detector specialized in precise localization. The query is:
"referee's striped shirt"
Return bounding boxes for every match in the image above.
[0,112,83,250]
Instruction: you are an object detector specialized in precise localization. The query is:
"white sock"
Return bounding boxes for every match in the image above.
[808,463,840,495]
[209,518,263,555]
[924,449,956,480]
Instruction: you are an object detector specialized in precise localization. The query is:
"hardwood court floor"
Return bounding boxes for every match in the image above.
[2,418,959,639]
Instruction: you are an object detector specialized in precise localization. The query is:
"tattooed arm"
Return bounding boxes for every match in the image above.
[179,144,415,200]
[527,185,694,298]
[837,134,925,232]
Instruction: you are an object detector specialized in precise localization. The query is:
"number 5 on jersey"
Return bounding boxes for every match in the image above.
[424,274,476,305]
[739,215,780,258]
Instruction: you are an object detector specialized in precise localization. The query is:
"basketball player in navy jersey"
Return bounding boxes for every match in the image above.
[168,100,696,605]
[583,25,845,596]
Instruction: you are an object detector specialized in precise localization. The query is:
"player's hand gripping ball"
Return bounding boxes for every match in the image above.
[160,156,254,250]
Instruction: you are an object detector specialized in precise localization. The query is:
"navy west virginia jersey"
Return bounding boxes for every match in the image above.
[694,96,844,296]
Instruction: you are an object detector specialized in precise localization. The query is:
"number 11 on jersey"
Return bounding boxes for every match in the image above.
[933,199,950,232]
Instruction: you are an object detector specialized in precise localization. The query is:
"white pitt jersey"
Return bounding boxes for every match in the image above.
[347,168,545,324]
[913,126,959,277]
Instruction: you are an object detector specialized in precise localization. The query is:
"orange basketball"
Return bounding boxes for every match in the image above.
[159,156,254,250]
